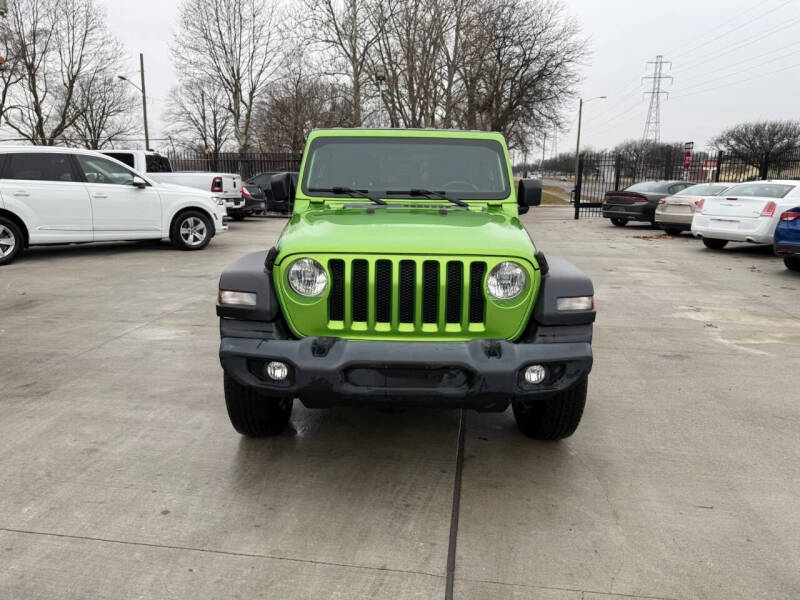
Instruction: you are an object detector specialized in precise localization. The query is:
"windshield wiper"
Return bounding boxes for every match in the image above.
[308,186,387,205]
[386,188,468,208]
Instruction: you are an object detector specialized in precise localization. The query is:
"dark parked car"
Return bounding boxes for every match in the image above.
[774,205,800,272]
[602,180,695,227]
[247,171,295,214]
[239,183,266,219]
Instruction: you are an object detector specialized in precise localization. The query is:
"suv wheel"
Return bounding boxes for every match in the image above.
[0,218,23,266]
[171,211,212,250]
[224,373,293,436]
[610,217,628,227]
[702,237,728,250]
[512,377,587,440]
[663,227,682,236]
[785,256,800,272]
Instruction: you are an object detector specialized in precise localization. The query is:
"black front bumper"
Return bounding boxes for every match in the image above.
[220,335,592,410]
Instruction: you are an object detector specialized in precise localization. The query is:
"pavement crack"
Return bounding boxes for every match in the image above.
[444,409,467,600]
[456,576,681,600]
[0,527,443,580]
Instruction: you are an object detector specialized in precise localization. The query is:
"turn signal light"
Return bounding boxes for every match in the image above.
[556,296,594,311]
[760,201,777,218]
[695,198,704,212]
[218,290,257,306]
[211,177,223,193]
[780,211,800,221]
[241,186,253,198]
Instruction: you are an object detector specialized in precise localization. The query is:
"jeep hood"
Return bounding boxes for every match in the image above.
[276,207,536,262]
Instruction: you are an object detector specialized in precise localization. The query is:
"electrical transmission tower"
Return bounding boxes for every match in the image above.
[642,55,672,143]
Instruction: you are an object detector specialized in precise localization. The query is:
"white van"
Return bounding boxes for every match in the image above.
[0,147,227,265]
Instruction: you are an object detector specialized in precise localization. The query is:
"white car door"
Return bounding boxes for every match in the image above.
[0,152,92,243]
[75,154,162,241]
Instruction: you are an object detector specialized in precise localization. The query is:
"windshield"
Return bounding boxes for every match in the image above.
[723,182,795,198]
[678,183,729,196]
[302,136,511,200]
[624,181,671,193]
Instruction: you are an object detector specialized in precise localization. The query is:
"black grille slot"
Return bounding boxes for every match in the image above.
[469,262,486,323]
[446,261,463,323]
[352,259,368,322]
[399,260,415,323]
[376,260,392,323]
[328,259,344,321]
[422,261,439,324]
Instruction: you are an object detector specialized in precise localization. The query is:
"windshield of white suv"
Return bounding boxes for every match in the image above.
[723,183,795,198]
[302,137,511,200]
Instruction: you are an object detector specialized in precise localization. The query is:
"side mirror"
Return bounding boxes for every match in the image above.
[517,179,542,214]
[270,172,295,205]
[132,175,147,188]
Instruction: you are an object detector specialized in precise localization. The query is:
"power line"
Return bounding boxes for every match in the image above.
[662,0,782,57]
[670,61,800,100]
[672,13,800,74]
[671,50,800,95]
[642,55,672,143]
[668,0,794,61]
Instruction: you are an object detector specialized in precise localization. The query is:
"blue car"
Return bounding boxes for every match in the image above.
[774,205,800,271]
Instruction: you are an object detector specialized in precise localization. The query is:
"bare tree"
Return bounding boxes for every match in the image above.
[711,120,800,169]
[299,0,383,126]
[163,80,233,155]
[455,0,585,151]
[0,19,24,123]
[67,41,139,149]
[371,0,447,128]
[173,0,281,152]
[253,49,351,153]
[6,0,114,145]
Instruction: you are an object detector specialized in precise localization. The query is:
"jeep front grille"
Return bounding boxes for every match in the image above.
[327,257,487,332]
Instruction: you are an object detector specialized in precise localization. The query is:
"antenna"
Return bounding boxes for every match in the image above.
[642,55,673,143]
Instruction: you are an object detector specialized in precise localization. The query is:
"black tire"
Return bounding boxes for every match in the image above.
[170,210,213,251]
[663,227,683,236]
[224,373,293,437]
[512,376,587,440]
[784,256,800,272]
[610,217,628,227]
[702,237,728,250]
[0,217,23,266]
[231,214,246,221]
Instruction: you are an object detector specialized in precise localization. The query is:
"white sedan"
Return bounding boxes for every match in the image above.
[691,180,800,249]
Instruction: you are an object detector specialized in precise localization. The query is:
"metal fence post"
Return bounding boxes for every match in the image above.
[715,150,723,182]
[573,155,584,220]
[613,154,621,191]
[759,152,770,180]
[663,147,673,180]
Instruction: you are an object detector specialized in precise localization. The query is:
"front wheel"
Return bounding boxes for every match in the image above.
[512,377,587,440]
[224,373,293,436]
[702,237,728,250]
[170,211,212,251]
[785,256,800,272]
[610,217,628,227]
[0,217,23,266]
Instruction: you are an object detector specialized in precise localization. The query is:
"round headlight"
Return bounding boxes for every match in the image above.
[287,258,328,297]
[487,261,526,300]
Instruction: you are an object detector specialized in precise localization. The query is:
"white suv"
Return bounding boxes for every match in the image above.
[0,147,227,265]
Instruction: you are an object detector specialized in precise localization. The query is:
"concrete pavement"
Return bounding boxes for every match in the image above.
[1,210,798,599]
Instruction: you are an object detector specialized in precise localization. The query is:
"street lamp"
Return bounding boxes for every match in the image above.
[573,95,607,189]
[375,66,387,128]
[118,53,150,149]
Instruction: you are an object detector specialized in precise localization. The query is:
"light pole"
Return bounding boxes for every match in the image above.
[375,66,387,128]
[118,53,150,149]
[573,95,607,188]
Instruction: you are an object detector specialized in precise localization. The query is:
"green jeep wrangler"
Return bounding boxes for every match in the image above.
[217,129,595,439]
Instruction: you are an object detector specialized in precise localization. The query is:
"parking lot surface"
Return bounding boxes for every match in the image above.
[1,210,799,600]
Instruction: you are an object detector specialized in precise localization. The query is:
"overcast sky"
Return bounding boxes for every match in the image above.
[100,0,800,153]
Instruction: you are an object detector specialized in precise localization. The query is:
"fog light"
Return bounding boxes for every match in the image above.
[264,361,289,381]
[524,364,547,384]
